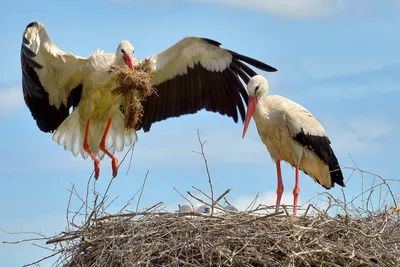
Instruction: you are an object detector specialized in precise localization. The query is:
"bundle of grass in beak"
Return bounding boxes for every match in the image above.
[109,58,156,130]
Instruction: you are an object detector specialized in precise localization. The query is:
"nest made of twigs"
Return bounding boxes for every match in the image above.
[109,58,157,130]
[47,209,400,267]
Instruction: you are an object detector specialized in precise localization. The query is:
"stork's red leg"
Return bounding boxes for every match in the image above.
[99,118,119,178]
[275,160,284,213]
[293,165,300,216]
[83,118,101,180]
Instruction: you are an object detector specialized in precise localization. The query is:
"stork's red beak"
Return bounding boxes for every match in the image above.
[242,96,258,139]
[124,54,134,69]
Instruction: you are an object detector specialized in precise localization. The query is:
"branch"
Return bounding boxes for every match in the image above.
[193,129,215,215]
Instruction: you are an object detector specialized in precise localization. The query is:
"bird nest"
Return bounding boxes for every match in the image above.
[5,133,400,267]
[109,58,157,130]
[41,205,400,267]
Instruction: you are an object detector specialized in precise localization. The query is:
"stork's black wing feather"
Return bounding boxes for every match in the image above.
[135,38,277,132]
[20,22,82,133]
[293,129,345,188]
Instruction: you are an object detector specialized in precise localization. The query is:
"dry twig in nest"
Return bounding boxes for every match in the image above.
[109,59,157,130]
[35,207,400,267]
[4,132,400,267]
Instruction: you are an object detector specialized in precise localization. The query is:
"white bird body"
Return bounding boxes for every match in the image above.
[194,204,210,214]
[242,75,344,215]
[21,22,277,179]
[22,23,138,179]
[252,95,335,189]
[53,51,136,160]
[178,204,193,213]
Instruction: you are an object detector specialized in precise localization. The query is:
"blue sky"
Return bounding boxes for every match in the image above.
[1,0,400,266]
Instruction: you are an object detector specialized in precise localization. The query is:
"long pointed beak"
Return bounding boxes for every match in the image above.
[242,96,258,139]
[124,54,134,69]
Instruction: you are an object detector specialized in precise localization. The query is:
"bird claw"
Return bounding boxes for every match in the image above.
[112,157,118,178]
[93,159,100,180]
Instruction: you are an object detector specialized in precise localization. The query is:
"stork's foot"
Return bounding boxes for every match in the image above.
[111,157,119,178]
[93,158,100,180]
[275,206,280,214]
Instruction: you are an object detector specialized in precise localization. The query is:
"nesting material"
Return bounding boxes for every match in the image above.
[46,209,400,267]
[109,59,156,130]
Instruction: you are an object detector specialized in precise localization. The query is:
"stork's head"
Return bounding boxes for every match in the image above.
[242,75,269,139]
[116,40,135,69]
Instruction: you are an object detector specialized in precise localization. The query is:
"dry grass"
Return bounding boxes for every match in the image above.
[109,58,156,130]
[44,205,400,267]
[3,131,400,267]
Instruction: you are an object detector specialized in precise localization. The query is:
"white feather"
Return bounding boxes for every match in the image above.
[52,109,137,160]
[143,37,232,86]
[178,205,192,213]
[24,23,88,110]
[194,204,210,214]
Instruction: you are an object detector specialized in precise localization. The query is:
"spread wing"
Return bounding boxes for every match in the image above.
[21,22,87,133]
[134,37,277,132]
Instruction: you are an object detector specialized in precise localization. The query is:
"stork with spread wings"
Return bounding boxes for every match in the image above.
[21,22,277,179]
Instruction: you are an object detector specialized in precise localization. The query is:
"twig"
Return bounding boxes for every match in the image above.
[136,170,150,212]
[193,129,215,216]
[192,186,225,210]
[22,251,61,267]
[125,143,136,175]
[173,187,195,212]
[2,237,48,244]
[245,192,260,212]
[46,234,81,245]
[66,183,75,231]
[215,189,232,204]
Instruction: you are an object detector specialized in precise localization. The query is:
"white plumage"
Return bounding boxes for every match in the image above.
[21,22,277,180]
[194,204,210,214]
[22,22,137,179]
[242,75,345,216]
[178,204,193,213]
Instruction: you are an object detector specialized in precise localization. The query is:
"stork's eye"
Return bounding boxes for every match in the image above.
[255,85,260,93]
[120,49,125,54]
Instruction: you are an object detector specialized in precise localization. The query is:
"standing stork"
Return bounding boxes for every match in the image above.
[21,22,277,179]
[241,75,345,216]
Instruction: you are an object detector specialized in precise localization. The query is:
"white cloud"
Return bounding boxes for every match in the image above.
[317,114,394,155]
[232,190,309,215]
[111,0,350,19]
[231,190,335,216]
[111,0,400,20]
[194,0,346,19]
[0,87,24,118]
[306,63,400,99]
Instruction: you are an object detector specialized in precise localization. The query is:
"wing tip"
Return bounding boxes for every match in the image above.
[26,22,41,32]
[267,66,278,72]
[330,164,345,188]
[27,22,39,28]
[201,38,222,47]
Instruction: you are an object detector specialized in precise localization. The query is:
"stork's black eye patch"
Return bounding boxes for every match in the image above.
[120,49,125,54]
[255,84,260,92]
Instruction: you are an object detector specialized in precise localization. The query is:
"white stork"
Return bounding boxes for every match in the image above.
[178,204,192,213]
[21,22,277,179]
[194,204,210,214]
[224,205,238,212]
[241,75,345,216]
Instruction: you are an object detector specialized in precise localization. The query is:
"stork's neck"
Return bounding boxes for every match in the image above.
[253,95,272,122]
[113,55,124,66]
